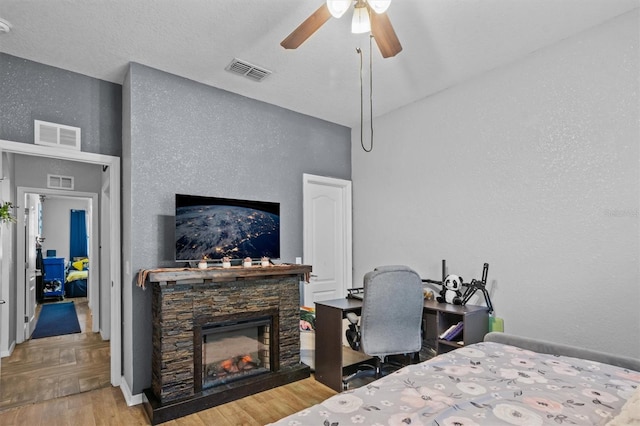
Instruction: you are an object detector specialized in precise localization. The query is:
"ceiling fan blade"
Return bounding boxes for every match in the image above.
[281,4,332,50]
[369,9,403,58]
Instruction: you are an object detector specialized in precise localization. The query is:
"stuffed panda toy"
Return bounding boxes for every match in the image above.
[437,274,463,305]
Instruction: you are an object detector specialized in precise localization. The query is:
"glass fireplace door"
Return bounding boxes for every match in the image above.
[202,317,271,389]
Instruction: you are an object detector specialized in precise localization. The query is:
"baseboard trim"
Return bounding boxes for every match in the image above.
[120,376,144,406]
[1,340,15,358]
[141,364,310,424]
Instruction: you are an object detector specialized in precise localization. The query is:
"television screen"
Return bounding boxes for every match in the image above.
[175,194,280,262]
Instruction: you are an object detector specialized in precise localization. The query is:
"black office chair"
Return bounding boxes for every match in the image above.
[343,265,424,388]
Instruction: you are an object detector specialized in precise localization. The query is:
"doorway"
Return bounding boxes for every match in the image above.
[16,189,99,345]
[0,139,121,391]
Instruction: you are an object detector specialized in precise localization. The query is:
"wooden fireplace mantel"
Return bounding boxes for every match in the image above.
[143,264,312,287]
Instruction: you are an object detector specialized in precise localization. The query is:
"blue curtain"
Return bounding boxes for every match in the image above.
[69,209,88,259]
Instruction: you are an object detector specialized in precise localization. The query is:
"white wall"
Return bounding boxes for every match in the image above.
[41,197,91,263]
[352,10,639,357]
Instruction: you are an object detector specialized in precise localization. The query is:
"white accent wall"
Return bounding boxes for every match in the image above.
[352,10,639,357]
[41,197,91,263]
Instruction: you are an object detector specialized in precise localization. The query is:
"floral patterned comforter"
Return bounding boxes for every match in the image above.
[269,341,640,426]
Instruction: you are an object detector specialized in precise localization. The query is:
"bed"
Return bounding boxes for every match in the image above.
[269,332,640,425]
[65,258,89,297]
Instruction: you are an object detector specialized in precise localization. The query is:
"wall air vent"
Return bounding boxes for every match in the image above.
[34,120,81,150]
[225,58,272,82]
[47,174,75,190]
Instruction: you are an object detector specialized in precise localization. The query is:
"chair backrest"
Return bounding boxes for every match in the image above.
[360,265,424,358]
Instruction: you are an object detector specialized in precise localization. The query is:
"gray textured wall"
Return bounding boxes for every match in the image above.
[14,155,103,193]
[0,53,122,156]
[123,63,351,394]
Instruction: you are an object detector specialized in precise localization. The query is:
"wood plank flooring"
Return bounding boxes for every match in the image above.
[0,298,110,410]
[0,298,338,424]
[0,375,336,425]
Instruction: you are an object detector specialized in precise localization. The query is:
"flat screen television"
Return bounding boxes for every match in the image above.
[175,194,280,262]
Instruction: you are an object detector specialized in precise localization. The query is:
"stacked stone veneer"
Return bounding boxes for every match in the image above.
[151,275,301,403]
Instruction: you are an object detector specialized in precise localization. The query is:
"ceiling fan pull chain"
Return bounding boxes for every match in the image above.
[357,40,374,153]
[369,34,374,151]
[357,47,372,153]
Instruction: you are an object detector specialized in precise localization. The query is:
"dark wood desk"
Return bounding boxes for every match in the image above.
[314,298,489,392]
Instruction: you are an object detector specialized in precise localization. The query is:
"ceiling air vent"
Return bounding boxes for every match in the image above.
[34,120,81,150]
[226,58,272,82]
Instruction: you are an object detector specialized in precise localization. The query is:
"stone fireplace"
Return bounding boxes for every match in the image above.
[141,265,311,424]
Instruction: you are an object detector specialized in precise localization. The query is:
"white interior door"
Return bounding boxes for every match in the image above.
[0,171,10,362]
[0,297,4,379]
[302,174,352,307]
[24,194,39,339]
[0,219,6,375]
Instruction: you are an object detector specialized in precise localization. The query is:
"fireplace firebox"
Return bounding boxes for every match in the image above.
[200,316,272,389]
[141,265,311,425]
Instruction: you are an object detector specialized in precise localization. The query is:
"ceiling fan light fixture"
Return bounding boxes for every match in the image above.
[351,4,370,34]
[367,0,391,14]
[0,18,12,34]
[326,0,351,18]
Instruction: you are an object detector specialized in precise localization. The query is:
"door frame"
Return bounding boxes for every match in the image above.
[16,188,98,342]
[99,176,111,339]
[302,173,352,303]
[0,139,121,387]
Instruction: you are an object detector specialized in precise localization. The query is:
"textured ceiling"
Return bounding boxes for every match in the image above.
[0,0,637,127]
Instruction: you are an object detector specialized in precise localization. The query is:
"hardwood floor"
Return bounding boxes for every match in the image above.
[0,298,110,410]
[0,376,336,426]
[0,298,338,424]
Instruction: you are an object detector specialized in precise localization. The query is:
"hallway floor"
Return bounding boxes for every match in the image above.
[0,298,110,411]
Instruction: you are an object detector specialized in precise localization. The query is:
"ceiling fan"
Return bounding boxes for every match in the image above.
[281,0,402,58]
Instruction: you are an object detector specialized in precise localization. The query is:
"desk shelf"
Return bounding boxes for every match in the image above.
[422,299,489,354]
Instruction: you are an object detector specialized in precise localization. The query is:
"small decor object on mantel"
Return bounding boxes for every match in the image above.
[261,256,270,267]
[0,201,16,224]
[198,256,208,270]
[222,257,231,268]
[243,257,253,268]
